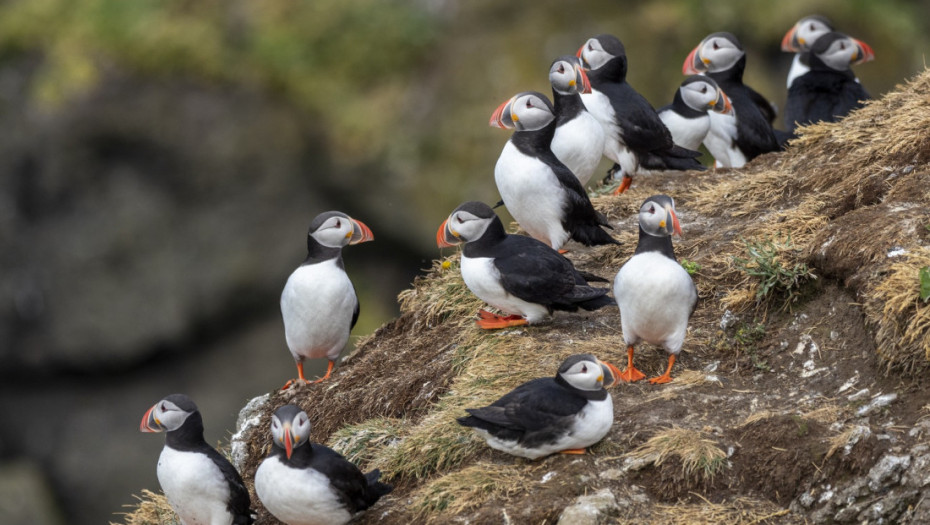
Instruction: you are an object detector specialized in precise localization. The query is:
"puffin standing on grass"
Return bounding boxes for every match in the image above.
[613,195,697,384]
[577,34,704,194]
[784,31,873,133]
[683,32,782,163]
[255,405,392,525]
[457,353,622,459]
[140,394,255,525]
[658,75,733,151]
[437,201,615,329]
[280,211,374,389]
[781,15,837,89]
[548,54,605,186]
[490,91,618,250]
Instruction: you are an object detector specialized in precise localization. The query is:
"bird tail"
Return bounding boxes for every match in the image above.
[571,224,621,247]
[364,469,394,499]
[639,145,706,171]
[577,293,617,311]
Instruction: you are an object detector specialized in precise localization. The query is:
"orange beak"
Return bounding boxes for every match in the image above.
[349,218,374,244]
[140,405,163,433]
[577,66,592,94]
[599,360,624,389]
[436,218,461,248]
[713,90,733,115]
[668,206,683,237]
[489,96,517,129]
[852,38,875,65]
[682,43,704,75]
[282,422,294,459]
[781,25,800,52]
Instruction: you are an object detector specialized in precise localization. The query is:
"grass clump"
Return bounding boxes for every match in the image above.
[624,427,728,482]
[410,463,528,521]
[327,418,405,466]
[111,489,178,525]
[398,256,484,330]
[733,235,816,310]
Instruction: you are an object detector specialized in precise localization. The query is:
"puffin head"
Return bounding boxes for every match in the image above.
[781,15,834,52]
[576,34,625,71]
[683,32,744,75]
[638,195,682,238]
[489,91,555,131]
[557,354,623,391]
[678,75,733,115]
[140,394,199,433]
[437,201,498,248]
[307,211,374,249]
[269,404,312,460]
[810,32,874,71]
[549,55,592,95]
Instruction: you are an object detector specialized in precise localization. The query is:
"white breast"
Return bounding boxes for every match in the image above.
[613,251,696,354]
[580,90,639,176]
[157,447,233,525]
[659,109,710,151]
[494,141,571,250]
[704,111,746,168]
[460,255,550,323]
[786,54,808,89]
[551,111,606,186]
[255,457,353,525]
[280,259,357,362]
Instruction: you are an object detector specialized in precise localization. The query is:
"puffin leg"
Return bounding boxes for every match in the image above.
[281,361,310,390]
[476,316,529,329]
[310,360,336,383]
[619,345,646,382]
[559,448,587,455]
[612,173,633,196]
[648,354,677,384]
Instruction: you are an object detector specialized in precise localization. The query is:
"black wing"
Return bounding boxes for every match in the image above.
[464,378,587,432]
[203,447,254,524]
[598,82,676,154]
[350,288,360,330]
[310,444,386,513]
[785,71,869,132]
[745,85,778,124]
[492,236,582,305]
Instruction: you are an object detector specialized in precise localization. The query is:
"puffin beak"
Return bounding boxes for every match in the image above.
[851,38,875,65]
[436,218,462,248]
[576,65,592,94]
[282,422,294,460]
[140,405,164,433]
[489,96,516,129]
[348,218,374,245]
[781,25,801,52]
[667,206,683,237]
[598,360,623,389]
[712,90,733,115]
[682,43,704,75]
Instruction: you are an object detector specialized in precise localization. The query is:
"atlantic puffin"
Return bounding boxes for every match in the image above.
[781,15,836,89]
[784,32,873,133]
[577,34,704,194]
[255,405,392,525]
[613,195,697,384]
[683,32,781,163]
[437,201,615,329]
[457,353,622,459]
[548,55,605,186]
[280,211,374,388]
[658,75,733,151]
[490,91,618,250]
[140,394,255,525]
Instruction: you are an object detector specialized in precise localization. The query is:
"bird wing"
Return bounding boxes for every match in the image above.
[493,238,579,305]
[309,444,378,512]
[203,446,254,522]
[598,82,677,153]
[468,378,588,432]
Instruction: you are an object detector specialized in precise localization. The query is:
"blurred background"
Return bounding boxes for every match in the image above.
[0,0,926,523]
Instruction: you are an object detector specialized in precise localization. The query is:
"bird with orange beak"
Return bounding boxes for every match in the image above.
[613,195,697,384]
[548,54,605,186]
[781,15,837,89]
[254,404,392,525]
[279,211,374,389]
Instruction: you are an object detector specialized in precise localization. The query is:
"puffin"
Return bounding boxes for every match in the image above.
[784,31,873,133]
[140,394,255,525]
[255,404,392,525]
[548,54,606,186]
[781,15,837,89]
[683,32,782,163]
[613,195,697,384]
[437,201,615,329]
[657,75,733,151]
[490,91,618,250]
[577,34,704,195]
[457,353,623,459]
[280,211,374,388]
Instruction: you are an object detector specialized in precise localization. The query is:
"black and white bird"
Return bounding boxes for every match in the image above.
[577,34,704,195]
[490,91,618,250]
[255,405,392,525]
[437,201,615,329]
[781,15,836,89]
[548,54,605,186]
[457,353,622,459]
[683,32,781,165]
[140,394,255,525]
[613,195,697,384]
[280,211,374,388]
[784,32,873,133]
[658,75,733,151]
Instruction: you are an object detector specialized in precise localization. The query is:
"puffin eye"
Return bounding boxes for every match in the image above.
[581,365,588,373]
[558,64,565,74]
[648,205,655,214]
[334,219,341,228]
[712,41,719,50]
[700,86,707,94]
[160,403,167,411]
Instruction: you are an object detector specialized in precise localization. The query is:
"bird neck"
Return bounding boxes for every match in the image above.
[552,90,585,123]
[305,238,345,266]
[509,121,557,160]
[461,218,508,257]
[588,55,627,85]
[272,441,316,468]
[634,226,676,260]
[672,89,706,118]
[707,54,746,84]
[165,412,208,451]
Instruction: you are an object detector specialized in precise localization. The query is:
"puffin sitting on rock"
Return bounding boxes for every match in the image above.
[458,353,622,459]
[613,195,697,384]
[255,404,392,525]
[140,394,255,525]
[437,201,615,329]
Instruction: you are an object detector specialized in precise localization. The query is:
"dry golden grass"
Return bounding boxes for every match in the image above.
[408,462,530,521]
[397,256,484,331]
[327,417,406,466]
[110,490,178,525]
[625,427,728,481]
[650,496,790,525]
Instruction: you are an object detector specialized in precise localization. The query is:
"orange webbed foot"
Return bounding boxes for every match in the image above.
[612,174,633,195]
[618,366,646,382]
[648,373,673,384]
[559,448,587,455]
[476,317,529,330]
